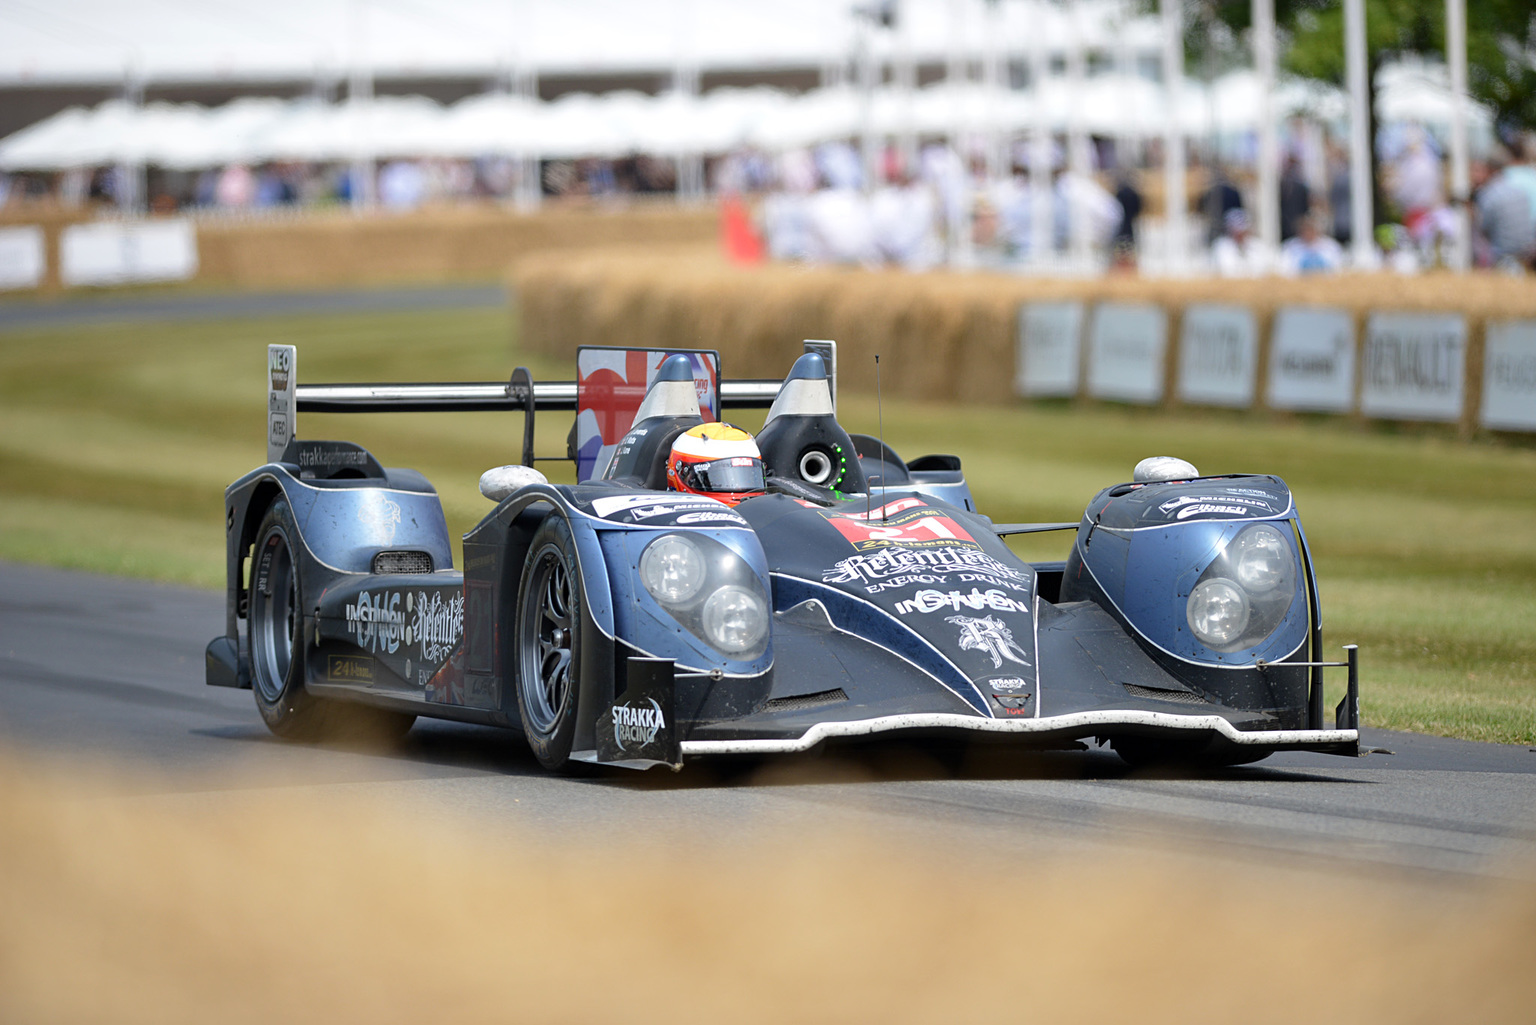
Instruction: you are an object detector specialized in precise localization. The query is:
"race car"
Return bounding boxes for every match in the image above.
[206,341,1361,770]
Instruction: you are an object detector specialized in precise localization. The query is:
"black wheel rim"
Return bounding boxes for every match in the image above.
[520,544,574,735]
[251,528,297,703]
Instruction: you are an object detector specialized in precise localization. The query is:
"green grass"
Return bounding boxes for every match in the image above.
[2,308,1533,744]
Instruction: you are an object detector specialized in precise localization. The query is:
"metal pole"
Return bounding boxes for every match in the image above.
[1253,0,1280,257]
[1446,0,1470,271]
[1344,0,1374,267]
[348,0,376,212]
[1162,0,1187,274]
[982,0,1006,182]
[1028,0,1052,266]
[857,13,878,191]
[1067,1,1091,269]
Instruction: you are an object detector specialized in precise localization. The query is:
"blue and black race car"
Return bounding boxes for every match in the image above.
[207,342,1360,771]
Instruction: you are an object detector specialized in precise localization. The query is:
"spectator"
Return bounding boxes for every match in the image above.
[1326,138,1353,247]
[379,160,426,210]
[1211,209,1271,277]
[1280,213,1344,275]
[1198,166,1243,243]
[1504,136,1536,239]
[1389,126,1444,246]
[1112,173,1143,258]
[1471,151,1534,270]
[215,164,256,208]
[1279,157,1311,240]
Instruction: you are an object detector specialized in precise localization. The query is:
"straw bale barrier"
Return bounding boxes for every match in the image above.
[512,248,1536,419]
[195,203,718,289]
[1,202,718,292]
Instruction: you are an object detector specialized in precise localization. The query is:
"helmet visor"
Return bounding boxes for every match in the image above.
[679,456,765,494]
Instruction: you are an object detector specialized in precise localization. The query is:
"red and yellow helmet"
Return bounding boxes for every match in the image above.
[666,422,766,506]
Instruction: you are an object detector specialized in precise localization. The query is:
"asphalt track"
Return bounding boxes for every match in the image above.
[2,560,1533,883]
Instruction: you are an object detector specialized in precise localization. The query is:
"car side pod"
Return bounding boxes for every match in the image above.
[594,657,683,770]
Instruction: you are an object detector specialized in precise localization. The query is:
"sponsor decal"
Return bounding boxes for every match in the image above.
[297,447,367,469]
[589,494,725,519]
[894,587,1030,616]
[947,615,1032,670]
[413,591,464,663]
[345,588,463,663]
[674,510,748,526]
[359,497,402,544]
[326,654,374,683]
[613,698,666,751]
[993,693,1031,711]
[1156,493,1278,521]
[822,497,978,552]
[822,546,1033,595]
[984,675,1031,692]
[345,590,407,655]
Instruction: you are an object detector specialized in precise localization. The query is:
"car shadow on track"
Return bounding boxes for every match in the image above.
[194,723,1364,789]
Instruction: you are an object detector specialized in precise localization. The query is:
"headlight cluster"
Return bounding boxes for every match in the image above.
[639,533,769,658]
[1184,523,1299,652]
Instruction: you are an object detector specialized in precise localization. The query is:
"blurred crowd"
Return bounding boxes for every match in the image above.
[4,120,1534,279]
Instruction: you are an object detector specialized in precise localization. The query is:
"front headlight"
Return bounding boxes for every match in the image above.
[1187,578,1250,648]
[1184,521,1302,653]
[640,534,706,604]
[637,532,770,660]
[1232,523,1294,596]
[702,585,768,654]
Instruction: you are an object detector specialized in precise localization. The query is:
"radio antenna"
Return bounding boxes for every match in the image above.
[875,354,886,521]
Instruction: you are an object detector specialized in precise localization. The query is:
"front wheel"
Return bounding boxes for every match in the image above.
[249,499,414,744]
[515,516,585,771]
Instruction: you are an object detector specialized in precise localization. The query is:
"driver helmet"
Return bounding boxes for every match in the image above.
[666,422,766,507]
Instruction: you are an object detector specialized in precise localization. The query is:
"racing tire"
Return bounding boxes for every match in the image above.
[514,515,585,771]
[248,499,415,745]
[1110,735,1270,770]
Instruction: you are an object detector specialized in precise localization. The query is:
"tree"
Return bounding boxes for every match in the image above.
[1165,1,1536,226]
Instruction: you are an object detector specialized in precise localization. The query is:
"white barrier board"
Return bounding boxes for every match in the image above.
[1177,304,1257,407]
[1267,306,1356,412]
[1482,320,1536,432]
[1016,301,1084,397]
[60,219,198,287]
[0,226,45,290]
[1360,313,1466,422]
[1087,302,1166,404]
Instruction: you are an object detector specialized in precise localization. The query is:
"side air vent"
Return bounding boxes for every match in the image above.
[762,688,849,714]
[372,550,433,575]
[1122,682,1207,705]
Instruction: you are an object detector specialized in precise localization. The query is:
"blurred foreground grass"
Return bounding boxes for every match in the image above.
[1,307,1533,743]
[3,754,1532,1025]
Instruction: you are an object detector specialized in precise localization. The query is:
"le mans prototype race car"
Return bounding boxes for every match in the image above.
[206,341,1361,771]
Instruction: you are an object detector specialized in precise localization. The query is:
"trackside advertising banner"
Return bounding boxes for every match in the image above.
[0,226,45,290]
[1267,306,1356,412]
[1016,301,1084,397]
[1360,313,1467,422]
[59,220,198,287]
[1087,302,1166,404]
[1481,320,1536,432]
[1177,304,1257,408]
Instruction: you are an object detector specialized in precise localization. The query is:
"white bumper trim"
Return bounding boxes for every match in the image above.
[680,710,1357,756]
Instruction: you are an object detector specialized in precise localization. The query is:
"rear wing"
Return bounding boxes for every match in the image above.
[268,340,836,478]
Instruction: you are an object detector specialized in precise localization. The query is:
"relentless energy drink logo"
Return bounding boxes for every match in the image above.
[822,546,1033,594]
[822,498,978,552]
[612,698,666,751]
